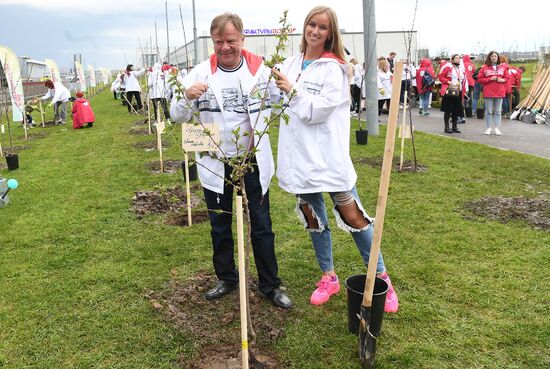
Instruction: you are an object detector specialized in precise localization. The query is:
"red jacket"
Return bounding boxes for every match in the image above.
[415,58,435,94]
[477,63,509,98]
[72,98,95,129]
[462,55,475,87]
[507,66,522,91]
[438,62,468,98]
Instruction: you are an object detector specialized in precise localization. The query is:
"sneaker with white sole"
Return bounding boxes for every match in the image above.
[310,275,340,305]
[484,128,492,135]
[494,127,502,135]
[378,271,398,313]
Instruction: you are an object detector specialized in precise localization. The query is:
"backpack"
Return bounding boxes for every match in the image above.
[422,72,435,88]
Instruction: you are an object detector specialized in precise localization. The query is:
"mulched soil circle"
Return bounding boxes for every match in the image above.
[146,159,182,174]
[129,127,150,136]
[146,272,288,369]
[462,196,550,231]
[354,156,427,172]
[165,209,210,226]
[132,118,149,126]
[132,140,170,151]
[26,132,49,140]
[3,146,31,155]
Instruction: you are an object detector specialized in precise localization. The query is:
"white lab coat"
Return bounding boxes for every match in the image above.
[170,50,279,195]
[41,82,70,104]
[277,53,357,194]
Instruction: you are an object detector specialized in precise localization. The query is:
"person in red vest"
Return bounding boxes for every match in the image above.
[477,51,509,135]
[415,58,435,115]
[71,91,95,129]
[462,54,476,118]
[438,54,468,134]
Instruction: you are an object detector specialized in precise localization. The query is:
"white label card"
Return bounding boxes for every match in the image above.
[1,125,4,134]
[182,123,220,151]
[156,121,166,135]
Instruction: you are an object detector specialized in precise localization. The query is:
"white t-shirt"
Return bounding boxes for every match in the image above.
[215,58,253,158]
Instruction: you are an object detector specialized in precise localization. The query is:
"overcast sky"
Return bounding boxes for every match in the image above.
[0,0,547,70]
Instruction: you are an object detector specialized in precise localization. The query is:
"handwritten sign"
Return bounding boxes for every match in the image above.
[182,123,220,151]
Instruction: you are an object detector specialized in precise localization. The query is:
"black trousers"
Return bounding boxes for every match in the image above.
[126,91,143,111]
[151,98,170,121]
[202,159,281,296]
[351,85,362,113]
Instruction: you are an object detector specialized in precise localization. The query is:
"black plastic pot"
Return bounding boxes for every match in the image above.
[356,129,368,145]
[5,153,19,171]
[345,274,388,335]
[476,108,484,119]
[181,161,198,182]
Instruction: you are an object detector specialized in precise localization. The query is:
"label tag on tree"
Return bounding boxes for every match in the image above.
[1,124,4,134]
[182,123,220,151]
[156,121,165,135]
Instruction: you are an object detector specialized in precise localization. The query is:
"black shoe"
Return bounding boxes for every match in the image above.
[268,288,292,309]
[452,128,461,133]
[444,128,453,134]
[204,280,238,301]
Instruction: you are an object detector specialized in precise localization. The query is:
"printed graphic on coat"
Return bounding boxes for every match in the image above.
[197,90,221,112]
[222,86,248,113]
[303,81,322,95]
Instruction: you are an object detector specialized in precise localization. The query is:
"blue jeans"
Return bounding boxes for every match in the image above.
[203,159,281,296]
[472,82,482,112]
[485,98,503,128]
[420,91,431,111]
[296,187,386,274]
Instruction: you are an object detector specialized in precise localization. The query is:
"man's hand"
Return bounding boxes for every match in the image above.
[184,82,209,100]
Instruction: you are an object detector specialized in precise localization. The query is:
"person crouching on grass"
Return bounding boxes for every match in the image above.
[71,91,95,129]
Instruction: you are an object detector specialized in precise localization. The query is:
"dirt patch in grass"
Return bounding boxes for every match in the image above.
[132,140,170,151]
[26,132,49,140]
[3,146,31,155]
[146,272,288,368]
[129,126,150,136]
[146,159,181,174]
[38,121,59,128]
[131,185,208,226]
[462,196,550,231]
[132,118,149,126]
[354,156,427,172]
[0,162,6,170]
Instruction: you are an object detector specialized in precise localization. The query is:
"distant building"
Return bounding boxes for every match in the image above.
[160,30,418,70]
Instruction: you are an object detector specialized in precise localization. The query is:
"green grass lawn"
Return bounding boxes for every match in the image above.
[1,89,549,368]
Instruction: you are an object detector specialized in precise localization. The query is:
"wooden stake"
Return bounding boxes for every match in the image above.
[39,100,45,127]
[0,124,4,157]
[236,195,249,369]
[22,111,28,141]
[399,91,408,171]
[147,98,152,134]
[184,152,193,226]
[156,120,164,173]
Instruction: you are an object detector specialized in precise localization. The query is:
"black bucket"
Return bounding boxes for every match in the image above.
[356,129,368,145]
[465,107,473,118]
[5,153,19,171]
[345,275,388,335]
[182,161,198,182]
[476,108,484,119]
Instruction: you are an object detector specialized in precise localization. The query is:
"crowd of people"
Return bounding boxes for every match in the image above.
[353,50,526,136]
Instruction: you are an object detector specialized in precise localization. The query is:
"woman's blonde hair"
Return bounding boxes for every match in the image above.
[378,59,388,71]
[300,6,345,61]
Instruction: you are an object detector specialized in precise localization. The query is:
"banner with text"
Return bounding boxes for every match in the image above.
[0,45,25,122]
[44,58,61,84]
[74,61,87,91]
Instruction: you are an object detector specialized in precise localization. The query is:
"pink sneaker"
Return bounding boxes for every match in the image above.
[379,272,399,313]
[310,275,340,305]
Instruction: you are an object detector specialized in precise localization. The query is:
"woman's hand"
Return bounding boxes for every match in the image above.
[184,82,209,100]
[496,77,505,83]
[272,68,293,94]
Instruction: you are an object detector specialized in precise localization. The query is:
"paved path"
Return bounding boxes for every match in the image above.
[372,109,550,159]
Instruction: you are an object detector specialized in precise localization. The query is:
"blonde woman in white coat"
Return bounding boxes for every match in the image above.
[272,6,398,312]
[377,59,393,116]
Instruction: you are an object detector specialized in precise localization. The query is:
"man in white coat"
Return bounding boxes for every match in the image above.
[40,80,70,125]
[170,12,291,309]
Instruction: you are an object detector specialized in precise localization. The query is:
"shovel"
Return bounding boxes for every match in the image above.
[358,62,403,368]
